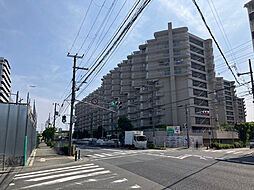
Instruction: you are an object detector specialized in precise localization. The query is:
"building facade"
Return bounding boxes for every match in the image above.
[75,23,218,137]
[0,57,11,103]
[245,0,254,51]
[215,77,246,126]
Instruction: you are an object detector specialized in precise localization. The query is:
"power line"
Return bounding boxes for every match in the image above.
[77,0,107,53]
[68,0,93,53]
[192,0,240,85]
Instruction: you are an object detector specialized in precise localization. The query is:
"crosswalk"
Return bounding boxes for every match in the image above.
[85,150,140,160]
[10,163,142,189]
[202,148,254,155]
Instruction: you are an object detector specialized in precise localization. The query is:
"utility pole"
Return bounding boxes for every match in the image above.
[249,59,254,103]
[185,104,190,148]
[67,53,85,156]
[237,59,254,103]
[53,103,57,128]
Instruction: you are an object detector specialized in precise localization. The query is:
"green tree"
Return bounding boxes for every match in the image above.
[118,116,134,137]
[234,123,249,144]
[42,127,56,143]
[220,122,232,131]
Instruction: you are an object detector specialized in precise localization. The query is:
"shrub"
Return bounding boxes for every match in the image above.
[210,142,244,149]
[60,144,69,155]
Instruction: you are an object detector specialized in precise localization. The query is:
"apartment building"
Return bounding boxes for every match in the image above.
[215,77,246,126]
[75,22,217,137]
[0,57,11,103]
[245,0,254,51]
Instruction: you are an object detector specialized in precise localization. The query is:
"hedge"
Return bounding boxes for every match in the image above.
[210,142,245,149]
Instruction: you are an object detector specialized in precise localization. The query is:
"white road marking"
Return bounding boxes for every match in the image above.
[226,151,235,153]
[93,154,106,157]
[15,165,99,180]
[26,167,105,182]
[9,183,15,186]
[101,153,113,156]
[130,184,141,188]
[233,151,243,154]
[15,163,94,177]
[21,171,111,189]
[178,155,192,159]
[204,156,213,159]
[92,154,140,161]
[111,178,128,183]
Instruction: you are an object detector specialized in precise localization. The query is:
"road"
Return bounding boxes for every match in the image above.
[7,147,254,190]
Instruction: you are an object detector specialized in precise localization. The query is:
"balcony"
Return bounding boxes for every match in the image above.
[147,70,170,79]
[146,62,170,71]
[112,79,120,85]
[120,66,131,72]
[112,91,120,96]
[140,103,152,110]
[132,57,146,64]
[147,53,169,61]
[132,80,144,87]
[120,73,131,79]
[156,91,164,97]
[131,73,146,79]
[121,80,131,86]
[131,66,146,72]
[112,85,120,91]
[121,86,132,92]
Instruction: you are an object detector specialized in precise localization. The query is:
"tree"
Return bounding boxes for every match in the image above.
[220,122,232,131]
[42,127,56,142]
[118,116,134,136]
[234,123,249,144]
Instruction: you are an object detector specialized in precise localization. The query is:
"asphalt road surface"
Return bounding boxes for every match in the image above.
[6,147,254,190]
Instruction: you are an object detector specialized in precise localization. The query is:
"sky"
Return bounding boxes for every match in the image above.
[0,0,253,131]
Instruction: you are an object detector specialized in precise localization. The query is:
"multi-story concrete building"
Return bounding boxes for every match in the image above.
[245,0,254,51]
[0,57,11,103]
[75,23,217,138]
[215,77,246,126]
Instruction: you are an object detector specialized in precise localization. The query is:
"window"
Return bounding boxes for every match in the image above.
[227,116,234,121]
[192,71,206,80]
[159,61,169,66]
[194,98,208,106]
[191,62,205,72]
[191,53,205,63]
[225,96,232,101]
[224,86,231,91]
[189,37,204,47]
[195,107,209,115]
[174,68,181,74]
[193,80,207,89]
[226,111,234,116]
[164,69,170,75]
[225,91,231,96]
[226,101,233,105]
[190,45,204,55]
[226,106,233,110]
[195,117,210,125]
[249,12,254,21]
[193,89,208,97]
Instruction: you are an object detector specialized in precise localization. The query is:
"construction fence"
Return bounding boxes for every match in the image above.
[0,103,37,169]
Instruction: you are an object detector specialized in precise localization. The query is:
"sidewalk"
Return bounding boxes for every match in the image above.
[30,142,76,167]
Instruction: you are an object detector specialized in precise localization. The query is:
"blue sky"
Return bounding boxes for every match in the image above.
[0,0,253,131]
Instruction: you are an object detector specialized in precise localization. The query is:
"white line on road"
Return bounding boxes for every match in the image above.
[15,165,99,180]
[130,184,141,189]
[233,151,243,154]
[92,154,140,161]
[15,163,95,177]
[26,167,105,182]
[93,154,106,157]
[21,170,111,189]
[111,178,128,183]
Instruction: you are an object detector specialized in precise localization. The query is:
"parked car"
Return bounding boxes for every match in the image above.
[96,139,105,146]
[250,139,254,149]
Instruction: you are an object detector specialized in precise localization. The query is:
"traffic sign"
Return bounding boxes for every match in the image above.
[91,97,98,105]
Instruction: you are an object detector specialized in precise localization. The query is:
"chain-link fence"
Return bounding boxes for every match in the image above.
[0,103,36,168]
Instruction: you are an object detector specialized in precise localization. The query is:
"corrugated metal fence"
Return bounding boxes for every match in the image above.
[0,103,36,168]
